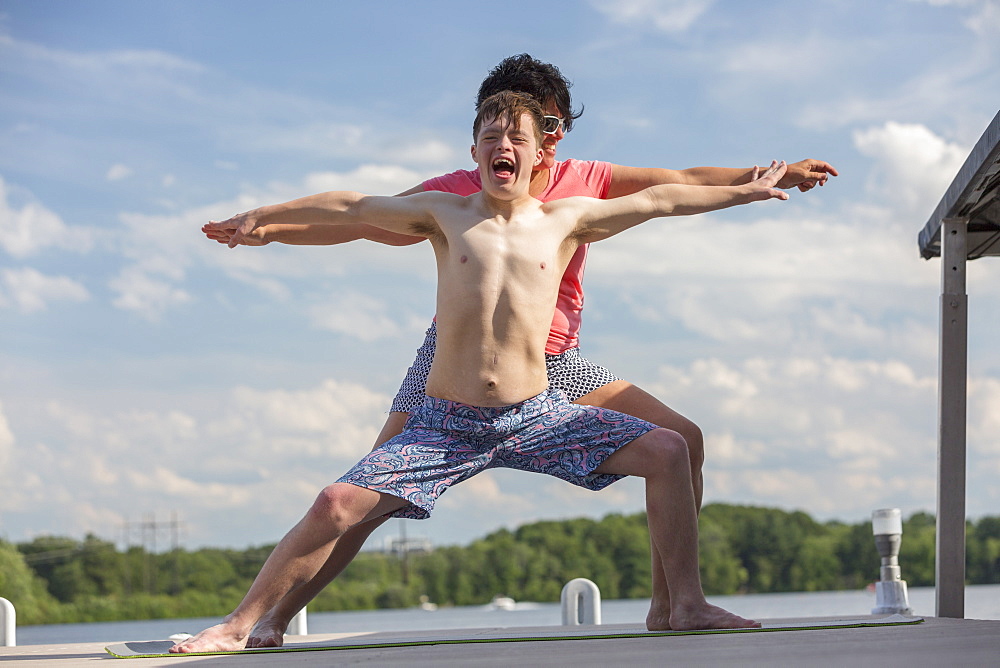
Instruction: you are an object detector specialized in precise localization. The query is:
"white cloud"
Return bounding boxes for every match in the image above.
[308,291,403,342]
[905,0,1000,35]
[0,33,203,76]
[963,0,1000,34]
[590,211,930,287]
[853,121,967,218]
[644,355,940,517]
[583,206,938,360]
[109,171,438,325]
[969,376,1000,455]
[0,33,206,127]
[225,378,388,460]
[225,122,457,170]
[588,0,715,33]
[106,164,133,181]
[1,267,90,312]
[20,378,390,542]
[0,176,95,257]
[108,265,192,321]
[390,140,458,169]
[705,431,767,467]
[303,164,430,196]
[0,401,14,471]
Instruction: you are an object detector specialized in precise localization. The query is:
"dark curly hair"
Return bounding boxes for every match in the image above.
[475,54,583,133]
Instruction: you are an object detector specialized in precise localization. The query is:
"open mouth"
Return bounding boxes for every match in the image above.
[492,157,515,179]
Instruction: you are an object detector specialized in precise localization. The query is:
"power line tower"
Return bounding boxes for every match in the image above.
[121,512,183,594]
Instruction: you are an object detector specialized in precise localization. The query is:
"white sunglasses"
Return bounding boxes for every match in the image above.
[541,115,567,135]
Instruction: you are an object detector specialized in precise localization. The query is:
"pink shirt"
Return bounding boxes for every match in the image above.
[423,159,614,354]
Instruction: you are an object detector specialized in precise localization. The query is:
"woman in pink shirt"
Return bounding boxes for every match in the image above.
[203,54,836,644]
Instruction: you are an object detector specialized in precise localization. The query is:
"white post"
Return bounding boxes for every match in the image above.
[287,606,308,636]
[561,578,601,625]
[1,597,15,647]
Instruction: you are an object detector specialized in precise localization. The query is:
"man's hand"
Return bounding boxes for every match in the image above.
[202,219,268,246]
[779,159,838,192]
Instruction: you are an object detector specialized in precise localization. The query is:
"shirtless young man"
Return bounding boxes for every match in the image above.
[202,54,837,646]
[173,91,789,653]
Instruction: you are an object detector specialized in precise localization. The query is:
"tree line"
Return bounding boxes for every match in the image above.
[3,504,999,626]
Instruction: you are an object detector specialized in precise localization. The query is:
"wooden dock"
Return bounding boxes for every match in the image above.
[2,615,998,667]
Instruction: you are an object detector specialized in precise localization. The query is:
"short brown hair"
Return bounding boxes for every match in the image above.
[473,91,545,146]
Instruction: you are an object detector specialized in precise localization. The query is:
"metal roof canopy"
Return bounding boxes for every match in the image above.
[918,109,1000,619]
[919,110,1000,259]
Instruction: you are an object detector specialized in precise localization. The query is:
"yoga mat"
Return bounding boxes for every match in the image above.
[106,614,923,658]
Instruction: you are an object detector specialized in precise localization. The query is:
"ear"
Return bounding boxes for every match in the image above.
[534,147,543,167]
[470,144,478,164]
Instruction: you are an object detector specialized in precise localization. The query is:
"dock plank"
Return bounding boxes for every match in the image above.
[1,616,997,667]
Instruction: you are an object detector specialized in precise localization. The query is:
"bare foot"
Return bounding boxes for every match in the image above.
[646,600,672,631]
[247,615,289,648]
[669,602,760,632]
[169,623,248,653]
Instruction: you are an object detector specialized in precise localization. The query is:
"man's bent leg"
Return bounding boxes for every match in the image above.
[593,429,757,631]
[247,516,390,647]
[576,381,704,629]
[171,484,407,653]
[247,412,411,648]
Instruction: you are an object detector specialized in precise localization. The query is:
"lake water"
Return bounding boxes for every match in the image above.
[12,584,1000,646]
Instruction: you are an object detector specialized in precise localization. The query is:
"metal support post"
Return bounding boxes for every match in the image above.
[936,216,968,618]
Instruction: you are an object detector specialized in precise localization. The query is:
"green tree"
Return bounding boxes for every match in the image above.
[698,515,747,595]
[701,504,824,592]
[899,512,936,586]
[832,521,876,589]
[968,516,1000,584]
[0,540,60,625]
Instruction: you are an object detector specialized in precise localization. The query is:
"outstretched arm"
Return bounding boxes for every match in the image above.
[202,221,424,247]
[220,190,442,248]
[607,158,837,198]
[201,184,428,248]
[575,161,789,243]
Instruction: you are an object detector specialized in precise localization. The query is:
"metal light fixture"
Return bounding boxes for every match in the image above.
[871,508,913,615]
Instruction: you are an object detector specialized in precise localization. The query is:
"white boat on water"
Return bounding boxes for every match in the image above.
[488,595,516,611]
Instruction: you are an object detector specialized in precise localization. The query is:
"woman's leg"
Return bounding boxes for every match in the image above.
[573,379,705,630]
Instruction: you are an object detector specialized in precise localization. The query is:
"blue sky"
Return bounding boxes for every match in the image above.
[1,0,999,552]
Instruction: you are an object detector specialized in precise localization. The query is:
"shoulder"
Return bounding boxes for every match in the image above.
[423,169,483,196]
[547,160,614,199]
[396,189,471,215]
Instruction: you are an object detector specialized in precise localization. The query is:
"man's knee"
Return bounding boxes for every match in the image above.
[645,428,691,470]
